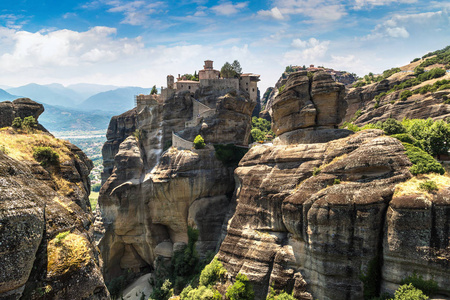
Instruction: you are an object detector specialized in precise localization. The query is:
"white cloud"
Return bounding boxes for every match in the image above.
[211,1,249,16]
[257,7,285,20]
[363,10,446,40]
[283,38,330,64]
[353,0,417,10]
[83,0,165,26]
[266,0,347,23]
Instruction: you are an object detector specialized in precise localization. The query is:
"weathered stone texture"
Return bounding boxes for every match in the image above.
[0,98,44,128]
[217,129,450,299]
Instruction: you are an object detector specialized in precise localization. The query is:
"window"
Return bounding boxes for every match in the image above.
[188,86,191,89]
[252,88,255,92]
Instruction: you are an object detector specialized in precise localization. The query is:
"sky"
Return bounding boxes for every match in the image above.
[0,0,449,93]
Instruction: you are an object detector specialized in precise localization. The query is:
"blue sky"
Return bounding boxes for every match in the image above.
[0,0,449,92]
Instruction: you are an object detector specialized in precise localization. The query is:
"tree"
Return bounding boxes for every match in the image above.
[220,62,235,78]
[11,117,23,128]
[151,85,158,95]
[232,60,242,75]
[226,273,254,300]
[194,135,206,149]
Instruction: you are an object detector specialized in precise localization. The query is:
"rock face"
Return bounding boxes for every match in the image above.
[215,70,450,299]
[343,74,450,126]
[272,71,350,144]
[0,98,44,128]
[97,85,255,280]
[0,99,109,299]
[101,108,137,184]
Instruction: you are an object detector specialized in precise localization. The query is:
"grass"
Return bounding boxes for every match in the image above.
[0,127,78,197]
[394,173,450,199]
[47,232,91,277]
[89,191,99,210]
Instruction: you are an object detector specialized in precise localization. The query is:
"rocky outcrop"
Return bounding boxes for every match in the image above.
[343,74,450,126]
[272,71,350,144]
[101,108,137,183]
[0,101,109,299]
[215,70,450,299]
[97,85,255,280]
[0,98,44,128]
[217,131,450,299]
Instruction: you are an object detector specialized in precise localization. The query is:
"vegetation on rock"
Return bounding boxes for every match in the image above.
[220,60,242,78]
[194,135,206,149]
[33,146,60,167]
[392,283,428,300]
[400,272,438,296]
[214,144,248,167]
[266,287,295,300]
[251,116,274,142]
[226,273,254,300]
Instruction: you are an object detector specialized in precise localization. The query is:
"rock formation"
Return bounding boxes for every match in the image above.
[0,99,109,299]
[0,98,45,129]
[97,85,255,280]
[343,70,450,126]
[215,71,450,299]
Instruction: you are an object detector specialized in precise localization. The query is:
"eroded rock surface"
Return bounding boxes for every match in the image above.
[0,98,45,129]
[0,99,109,299]
[97,86,254,280]
[272,71,350,144]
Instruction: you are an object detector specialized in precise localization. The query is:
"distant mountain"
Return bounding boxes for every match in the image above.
[39,103,113,132]
[6,83,82,107]
[66,83,121,100]
[77,87,150,113]
[0,89,19,101]
[0,85,12,90]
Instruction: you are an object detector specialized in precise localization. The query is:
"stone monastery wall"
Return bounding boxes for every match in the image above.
[200,78,239,90]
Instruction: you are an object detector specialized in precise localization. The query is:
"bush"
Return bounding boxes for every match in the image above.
[226,273,254,300]
[33,146,60,167]
[403,143,445,175]
[400,272,438,296]
[149,279,173,300]
[251,128,265,142]
[266,287,295,300]
[400,90,413,101]
[333,178,341,185]
[194,135,206,149]
[392,283,428,300]
[381,118,406,135]
[12,117,23,128]
[0,144,8,154]
[360,256,381,299]
[199,258,226,287]
[23,116,37,129]
[312,167,321,176]
[214,144,248,167]
[390,134,421,148]
[419,180,439,192]
[180,285,221,300]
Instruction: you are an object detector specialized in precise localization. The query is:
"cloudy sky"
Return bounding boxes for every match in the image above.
[0,0,449,92]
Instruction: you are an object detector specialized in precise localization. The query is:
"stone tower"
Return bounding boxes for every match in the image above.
[167,75,174,89]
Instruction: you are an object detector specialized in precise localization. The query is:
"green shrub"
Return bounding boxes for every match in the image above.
[391,134,421,148]
[312,167,321,176]
[180,285,221,300]
[400,272,438,296]
[341,122,361,132]
[149,279,173,300]
[419,180,439,192]
[106,271,135,299]
[381,118,405,135]
[132,129,142,140]
[214,144,248,167]
[392,283,428,300]
[199,258,226,287]
[33,146,60,167]
[333,178,341,185]
[194,135,206,149]
[360,256,381,299]
[266,287,295,300]
[54,231,70,245]
[12,117,23,128]
[403,143,445,175]
[251,128,265,142]
[226,273,254,300]
[354,80,367,88]
[400,90,413,101]
[23,116,37,129]
[278,85,286,93]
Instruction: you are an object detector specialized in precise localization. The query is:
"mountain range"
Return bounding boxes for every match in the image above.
[0,83,151,131]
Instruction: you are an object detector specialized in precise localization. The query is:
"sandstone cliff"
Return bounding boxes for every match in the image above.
[97,85,255,280]
[0,100,109,299]
[343,65,450,126]
[215,71,450,299]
